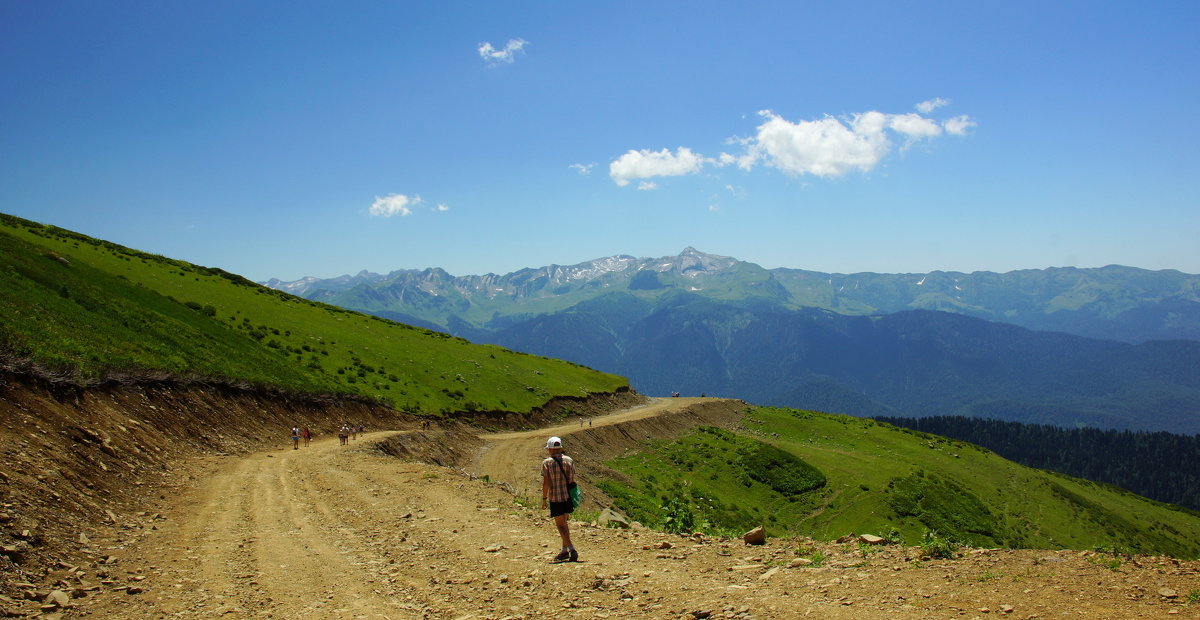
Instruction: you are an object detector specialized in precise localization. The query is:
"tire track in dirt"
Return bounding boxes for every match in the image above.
[86,435,427,619]
[162,451,258,615]
[245,451,399,618]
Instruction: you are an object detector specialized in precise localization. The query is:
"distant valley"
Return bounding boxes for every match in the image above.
[266,249,1200,434]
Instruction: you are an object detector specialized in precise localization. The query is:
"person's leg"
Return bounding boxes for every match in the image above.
[553,514,571,548]
[553,513,577,561]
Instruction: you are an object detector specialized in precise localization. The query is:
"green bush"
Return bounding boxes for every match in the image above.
[740,441,826,496]
[599,426,827,538]
[887,472,1006,547]
[661,495,698,534]
[920,530,959,559]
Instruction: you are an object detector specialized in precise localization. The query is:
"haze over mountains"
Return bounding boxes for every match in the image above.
[265,249,1200,434]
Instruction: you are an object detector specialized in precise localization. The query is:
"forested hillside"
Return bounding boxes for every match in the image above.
[483,294,1200,434]
[876,416,1200,511]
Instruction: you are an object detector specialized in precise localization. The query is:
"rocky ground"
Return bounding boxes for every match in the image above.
[1,381,1198,619]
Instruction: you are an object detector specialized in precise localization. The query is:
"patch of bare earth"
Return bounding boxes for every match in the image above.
[1,379,1198,619]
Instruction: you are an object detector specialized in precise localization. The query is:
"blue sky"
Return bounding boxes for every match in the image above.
[2,1,1197,281]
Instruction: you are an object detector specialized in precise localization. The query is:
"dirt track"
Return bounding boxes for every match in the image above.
[474,397,714,497]
[54,399,1200,619]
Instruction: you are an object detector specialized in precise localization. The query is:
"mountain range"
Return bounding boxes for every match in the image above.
[265,250,1200,434]
[265,248,1200,343]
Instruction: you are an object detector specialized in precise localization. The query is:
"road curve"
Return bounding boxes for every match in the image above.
[473,397,716,498]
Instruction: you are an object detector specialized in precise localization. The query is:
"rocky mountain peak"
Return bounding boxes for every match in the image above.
[669,247,739,275]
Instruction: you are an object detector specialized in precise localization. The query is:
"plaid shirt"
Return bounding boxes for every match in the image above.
[541,454,575,503]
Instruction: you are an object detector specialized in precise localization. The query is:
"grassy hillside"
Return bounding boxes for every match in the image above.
[0,213,626,415]
[597,406,1200,558]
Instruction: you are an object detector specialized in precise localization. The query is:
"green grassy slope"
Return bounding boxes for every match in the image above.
[597,406,1200,558]
[0,213,626,415]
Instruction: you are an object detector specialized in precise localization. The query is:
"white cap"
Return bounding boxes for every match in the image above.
[545,436,563,449]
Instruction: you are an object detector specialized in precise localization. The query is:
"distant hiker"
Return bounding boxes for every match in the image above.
[338,424,350,446]
[588,417,592,427]
[302,427,312,447]
[291,426,301,450]
[350,424,357,441]
[541,436,577,563]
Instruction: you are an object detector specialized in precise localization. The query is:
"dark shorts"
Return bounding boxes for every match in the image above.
[549,500,573,518]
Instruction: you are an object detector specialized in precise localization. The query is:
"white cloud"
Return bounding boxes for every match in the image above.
[370,194,421,217]
[608,102,975,187]
[916,97,950,114]
[435,203,450,212]
[478,38,528,66]
[568,163,595,175]
[888,113,943,140]
[745,110,891,178]
[708,204,720,212]
[609,147,705,187]
[637,181,658,191]
[943,115,977,136]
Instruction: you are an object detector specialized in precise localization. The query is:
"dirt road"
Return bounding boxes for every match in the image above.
[474,397,712,497]
[67,400,1200,619]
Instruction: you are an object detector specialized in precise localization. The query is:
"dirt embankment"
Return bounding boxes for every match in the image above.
[549,398,745,464]
[465,398,748,503]
[462,387,647,432]
[0,372,636,600]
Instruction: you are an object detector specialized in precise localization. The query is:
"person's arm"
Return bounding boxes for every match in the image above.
[541,464,550,509]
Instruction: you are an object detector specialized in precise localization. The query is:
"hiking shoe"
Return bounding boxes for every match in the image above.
[568,548,579,562]
[552,549,571,563]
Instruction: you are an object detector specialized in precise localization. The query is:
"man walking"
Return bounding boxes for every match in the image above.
[540,436,578,562]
